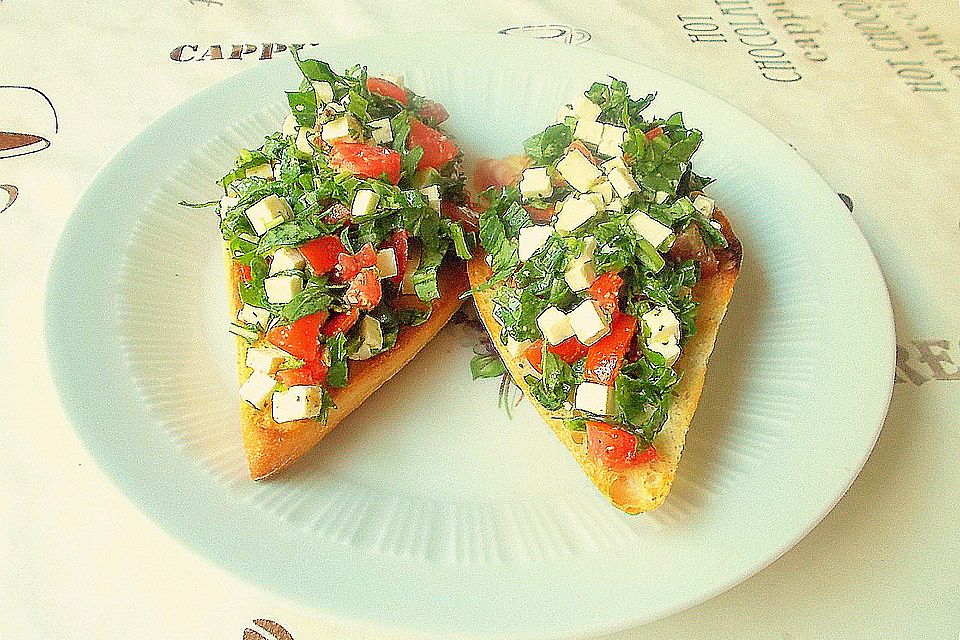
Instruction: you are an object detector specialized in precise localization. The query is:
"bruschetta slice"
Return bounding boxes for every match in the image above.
[214,55,477,479]
[468,81,741,513]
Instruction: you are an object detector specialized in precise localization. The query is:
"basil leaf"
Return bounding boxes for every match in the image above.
[325,332,349,388]
[280,284,334,322]
[286,90,318,128]
[523,123,572,165]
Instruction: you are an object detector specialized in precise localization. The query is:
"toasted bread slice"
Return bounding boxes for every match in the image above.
[228,255,469,480]
[468,211,741,513]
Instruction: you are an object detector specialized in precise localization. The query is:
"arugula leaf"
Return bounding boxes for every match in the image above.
[523,124,573,165]
[280,283,334,322]
[286,90,318,128]
[614,356,680,445]
[470,353,506,380]
[257,218,332,254]
[526,346,579,411]
[325,333,349,388]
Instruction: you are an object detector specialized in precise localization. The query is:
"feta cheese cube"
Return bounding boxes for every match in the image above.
[245,347,290,374]
[556,104,575,123]
[245,163,274,180]
[419,185,441,211]
[608,166,641,198]
[268,247,305,276]
[575,382,615,415]
[281,113,299,138]
[351,189,380,218]
[245,194,292,235]
[628,212,674,249]
[375,248,398,279]
[655,190,671,204]
[536,306,575,345]
[601,156,628,175]
[321,114,360,143]
[598,125,627,157]
[237,304,270,329]
[571,95,602,121]
[574,118,605,146]
[606,198,623,212]
[518,167,553,200]
[554,195,599,234]
[264,274,302,304]
[517,224,554,261]
[505,337,531,359]
[311,80,334,104]
[591,180,614,204]
[642,306,681,342]
[693,194,716,216]
[239,370,276,409]
[349,315,384,360]
[556,150,602,193]
[564,236,598,292]
[400,245,420,295]
[271,385,324,423]
[567,299,610,346]
[219,195,239,218]
[369,117,393,144]
[648,335,681,366]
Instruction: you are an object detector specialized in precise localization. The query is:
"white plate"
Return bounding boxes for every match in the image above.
[46,33,894,638]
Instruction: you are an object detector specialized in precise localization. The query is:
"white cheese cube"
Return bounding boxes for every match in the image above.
[628,212,674,249]
[349,315,385,360]
[375,248,398,279]
[655,191,671,204]
[574,118,605,146]
[311,81,334,104]
[369,117,393,144]
[648,335,681,366]
[517,225,554,261]
[245,163,274,180]
[598,125,627,157]
[556,149,602,193]
[601,156,628,175]
[567,299,610,346]
[536,306,575,345]
[237,304,270,329]
[518,167,553,200]
[268,246,305,275]
[296,127,318,154]
[575,382,615,415]
[271,385,323,423]
[321,114,360,143]
[564,236,598,292]
[591,180,614,204]
[693,194,716,216]
[378,74,404,87]
[608,166,641,198]
[419,185,441,211]
[400,245,420,294]
[245,347,290,374]
[264,274,302,304]
[351,189,380,218]
[606,198,623,212]
[240,370,276,409]
[571,95,602,121]
[505,337,531,359]
[554,195,599,234]
[245,194,292,236]
[556,104,575,123]
[642,306,681,342]
[219,195,239,218]
[281,113,299,137]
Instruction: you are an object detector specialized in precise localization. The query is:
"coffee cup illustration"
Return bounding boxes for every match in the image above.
[0,86,58,159]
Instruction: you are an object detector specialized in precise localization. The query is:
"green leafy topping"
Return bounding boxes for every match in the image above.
[523,124,573,165]
[470,353,507,380]
[325,333,349,388]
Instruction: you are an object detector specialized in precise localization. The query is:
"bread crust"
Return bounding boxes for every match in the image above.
[227,251,469,480]
[468,210,741,513]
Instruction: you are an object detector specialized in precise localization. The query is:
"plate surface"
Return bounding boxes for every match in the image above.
[45,33,894,638]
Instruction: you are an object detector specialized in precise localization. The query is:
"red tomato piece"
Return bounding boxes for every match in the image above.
[321,202,351,225]
[380,229,409,286]
[266,312,328,361]
[235,262,252,282]
[523,337,589,373]
[524,205,556,225]
[334,243,378,282]
[584,311,637,385]
[300,235,347,274]
[366,77,408,105]
[344,267,382,310]
[635,445,659,465]
[472,155,529,193]
[330,142,401,184]
[440,200,479,233]
[587,421,650,471]
[276,359,328,388]
[588,271,624,314]
[416,99,449,125]
[645,126,664,141]
[407,118,459,171]
[321,308,360,337]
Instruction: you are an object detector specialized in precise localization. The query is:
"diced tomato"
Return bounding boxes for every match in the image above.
[588,271,624,314]
[440,200,479,233]
[568,140,598,165]
[366,77,408,105]
[584,311,637,385]
[635,445,660,465]
[524,337,589,373]
[235,262,252,282]
[344,267,382,310]
[330,142,401,184]
[644,126,664,141]
[334,243,378,282]
[321,308,360,337]
[524,205,556,224]
[276,359,328,388]
[300,235,347,274]
[407,117,459,171]
[380,229,409,286]
[321,202,351,225]
[266,311,329,361]
[416,99,449,125]
[472,155,529,193]
[587,421,653,471]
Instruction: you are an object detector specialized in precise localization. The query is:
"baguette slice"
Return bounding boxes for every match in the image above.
[228,256,469,480]
[468,211,741,513]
